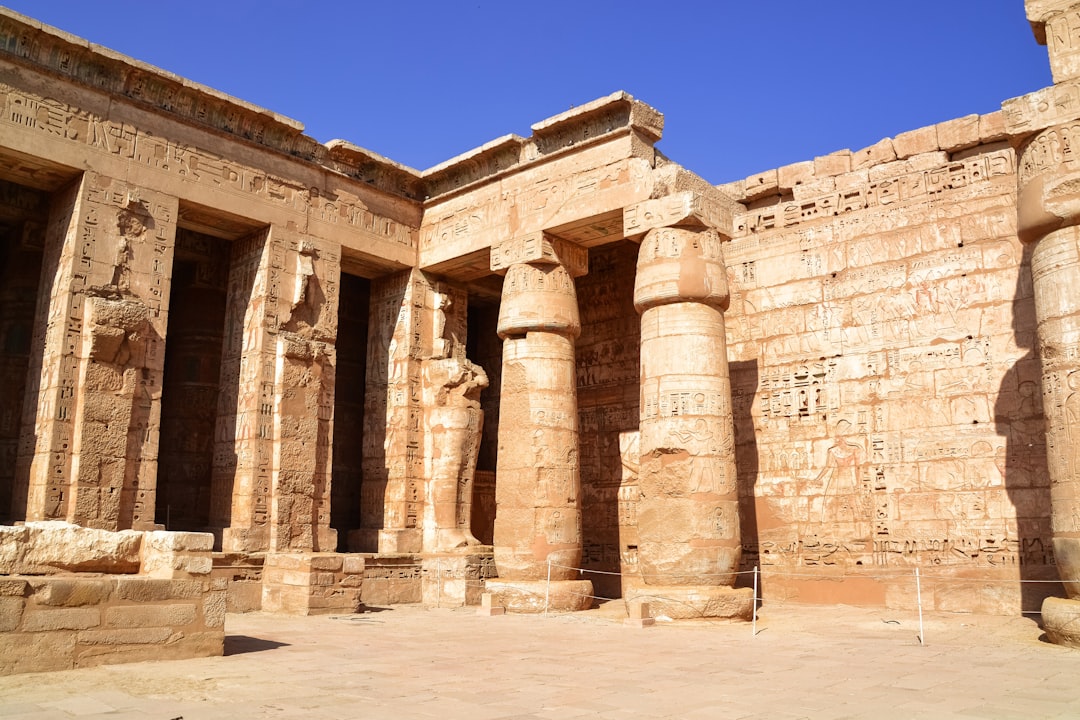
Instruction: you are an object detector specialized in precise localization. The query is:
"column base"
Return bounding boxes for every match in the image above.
[1042,596,1080,647]
[420,549,495,608]
[623,579,753,620]
[260,553,363,615]
[484,579,593,613]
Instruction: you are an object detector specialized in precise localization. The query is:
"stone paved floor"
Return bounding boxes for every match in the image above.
[1,601,1079,719]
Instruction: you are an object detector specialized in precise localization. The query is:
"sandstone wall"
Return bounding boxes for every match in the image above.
[720,113,1058,613]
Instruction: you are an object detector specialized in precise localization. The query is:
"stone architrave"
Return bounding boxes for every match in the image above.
[1016,119,1080,644]
[486,234,593,612]
[13,173,177,532]
[626,225,752,620]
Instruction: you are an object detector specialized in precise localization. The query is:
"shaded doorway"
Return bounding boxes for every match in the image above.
[0,179,48,523]
[467,297,502,546]
[331,272,370,550]
[156,228,231,531]
[575,241,641,601]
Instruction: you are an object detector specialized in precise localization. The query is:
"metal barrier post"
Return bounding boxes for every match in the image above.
[752,565,759,637]
[916,567,925,646]
[545,558,552,615]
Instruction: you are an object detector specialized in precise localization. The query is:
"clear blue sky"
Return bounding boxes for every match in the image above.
[3,1,1053,184]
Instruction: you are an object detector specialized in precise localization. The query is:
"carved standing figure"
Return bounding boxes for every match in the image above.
[422,356,488,550]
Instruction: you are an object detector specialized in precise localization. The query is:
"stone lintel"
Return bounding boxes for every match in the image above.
[1002,80,1080,136]
[323,140,426,201]
[530,91,664,145]
[421,135,527,200]
[623,191,734,240]
[489,233,588,277]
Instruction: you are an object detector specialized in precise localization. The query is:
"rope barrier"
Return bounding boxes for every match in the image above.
[422,565,1064,586]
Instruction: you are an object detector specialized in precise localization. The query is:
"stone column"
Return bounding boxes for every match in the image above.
[1015,0,1080,646]
[485,233,593,612]
[1017,121,1080,644]
[625,225,752,619]
[14,172,177,531]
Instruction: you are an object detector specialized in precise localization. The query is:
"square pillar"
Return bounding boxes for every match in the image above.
[14,172,177,531]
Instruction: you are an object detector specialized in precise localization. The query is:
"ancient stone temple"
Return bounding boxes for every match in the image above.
[5,0,1080,671]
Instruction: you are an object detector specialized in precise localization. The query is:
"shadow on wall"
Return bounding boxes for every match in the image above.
[730,359,760,597]
[998,242,1063,614]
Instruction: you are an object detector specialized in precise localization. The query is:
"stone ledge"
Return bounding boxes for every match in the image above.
[0,575,223,675]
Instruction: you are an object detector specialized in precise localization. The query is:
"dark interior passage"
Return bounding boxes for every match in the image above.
[0,180,48,523]
[467,298,501,546]
[330,272,370,550]
[156,229,231,531]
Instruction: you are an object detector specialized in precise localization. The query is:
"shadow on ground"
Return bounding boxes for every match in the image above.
[223,635,290,656]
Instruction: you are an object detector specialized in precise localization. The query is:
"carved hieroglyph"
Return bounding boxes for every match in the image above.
[633,227,740,585]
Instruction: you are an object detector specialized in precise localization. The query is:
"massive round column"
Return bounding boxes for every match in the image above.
[486,258,592,611]
[624,225,751,619]
[1018,122,1080,645]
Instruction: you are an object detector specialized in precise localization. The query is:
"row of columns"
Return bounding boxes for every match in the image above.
[7,168,748,617]
[483,224,750,616]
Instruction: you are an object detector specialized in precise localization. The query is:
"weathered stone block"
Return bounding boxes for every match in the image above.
[114,577,202,602]
[143,530,214,553]
[978,111,1007,142]
[21,607,101,632]
[0,597,25,632]
[310,554,344,571]
[813,151,851,177]
[742,169,779,201]
[105,604,197,628]
[892,125,938,158]
[27,578,114,607]
[776,160,816,191]
[0,579,28,597]
[0,632,76,674]
[204,590,227,628]
[0,523,142,575]
[936,114,981,152]
[77,627,175,646]
[850,137,897,170]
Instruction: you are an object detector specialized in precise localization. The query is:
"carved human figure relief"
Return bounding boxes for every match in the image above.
[422,355,488,550]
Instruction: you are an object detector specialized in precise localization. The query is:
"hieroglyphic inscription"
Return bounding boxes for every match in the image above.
[740,149,1014,234]
[0,85,415,247]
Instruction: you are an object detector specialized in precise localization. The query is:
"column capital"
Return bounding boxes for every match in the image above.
[633,226,729,312]
[490,232,588,277]
[1017,122,1080,242]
